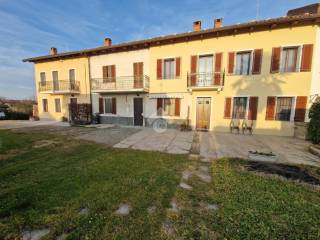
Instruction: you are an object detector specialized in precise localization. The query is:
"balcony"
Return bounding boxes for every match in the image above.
[187,72,224,91]
[91,75,150,93]
[39,80,80,94]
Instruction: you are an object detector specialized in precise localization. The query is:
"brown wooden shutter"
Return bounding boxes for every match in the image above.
[157,98,163,116]
[252,49,263,74]
[228,52,235,74]
[248,97,259,120]
[112,97,116,114]
[300,44,313,72]
[102,66,108,81]
[224,97,232,119]
[190,55,197,86]
[175,98,180,116]
[111,65,116,82]
[175,57,181,78]
[266,96,276,120]
[270,47,281,73]
[294,96,308,122]
[157,59,162,80]
[133,62,138,76]
[99,97,104,114]
[214,53,222,85]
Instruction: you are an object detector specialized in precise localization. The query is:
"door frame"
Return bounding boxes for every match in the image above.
[195,96,212,130]
[133,97,144,126]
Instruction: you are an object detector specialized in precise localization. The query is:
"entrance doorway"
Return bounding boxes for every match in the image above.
[196,97,211,130]
[133,98,143,126]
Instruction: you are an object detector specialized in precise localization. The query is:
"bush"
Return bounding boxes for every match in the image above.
[5,111,30,120]
[308,99,320,144]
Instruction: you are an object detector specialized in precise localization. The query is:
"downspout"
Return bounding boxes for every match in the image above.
[87,55,94,123]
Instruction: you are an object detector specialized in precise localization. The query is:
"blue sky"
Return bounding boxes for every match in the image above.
[0,0,317,99]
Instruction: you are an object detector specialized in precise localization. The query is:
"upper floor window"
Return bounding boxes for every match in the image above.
[163,58,175,79]
[69,69,76,83]
[280,47,299,72]
[235,51,251,75]
[40,72,46,86]
[102,65,116,82]
[52,71,58,81]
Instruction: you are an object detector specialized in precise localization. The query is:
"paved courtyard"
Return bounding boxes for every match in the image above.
[0,120,319,167]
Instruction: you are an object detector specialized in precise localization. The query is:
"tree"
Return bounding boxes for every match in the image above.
[308,97,320,144]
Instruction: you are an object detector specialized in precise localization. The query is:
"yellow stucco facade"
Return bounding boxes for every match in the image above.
[34,57,90,121]
[149,25,319,136]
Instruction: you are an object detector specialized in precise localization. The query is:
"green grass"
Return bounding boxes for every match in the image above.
[0,130,188,239]
[0,130,320,239]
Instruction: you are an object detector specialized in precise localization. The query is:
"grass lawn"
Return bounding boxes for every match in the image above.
[0,129,320,239]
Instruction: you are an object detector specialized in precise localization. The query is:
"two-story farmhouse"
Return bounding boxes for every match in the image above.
[23,4,320,136]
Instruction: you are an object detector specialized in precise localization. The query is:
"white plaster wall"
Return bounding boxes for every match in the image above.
[90,49,150,78]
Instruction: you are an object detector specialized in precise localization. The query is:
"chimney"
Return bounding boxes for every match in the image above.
[104,37,112,47]
[214,18,222,28]
[287,3,320,16]
[50,47,57,55]
[193,20,201,31]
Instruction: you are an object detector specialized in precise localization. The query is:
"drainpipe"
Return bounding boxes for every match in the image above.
[87,55,94,123]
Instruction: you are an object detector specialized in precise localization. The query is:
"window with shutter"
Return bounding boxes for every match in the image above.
[224,97,232,119]
[266,96,276,120]
[214,53,222,85]
[157,59,162,79]
[248,97,259,120]
[175,57,181,78]
[252,49,263,74]
[294,96,308,122]
[300,44,313,72]
[270,47,281,73]
[228,52,235,74]
[190,55,197,86]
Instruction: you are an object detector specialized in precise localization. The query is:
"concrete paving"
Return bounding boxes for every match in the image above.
[204,132,320,167]
[113,128,193,154]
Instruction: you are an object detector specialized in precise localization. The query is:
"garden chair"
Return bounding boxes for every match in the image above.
[242,120,254,135]
[230,119,241,134]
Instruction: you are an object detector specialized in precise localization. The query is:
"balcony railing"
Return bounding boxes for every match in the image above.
[187,72,224,89]
[91,75,150,92]
[39,80,80,93]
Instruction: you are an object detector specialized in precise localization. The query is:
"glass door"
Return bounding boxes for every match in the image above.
[198,55,213,87]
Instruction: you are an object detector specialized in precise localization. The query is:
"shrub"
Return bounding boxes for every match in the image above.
[5,111,30,120]
[308,99,320,144]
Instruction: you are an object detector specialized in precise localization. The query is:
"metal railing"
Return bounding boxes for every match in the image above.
[187,72,224,88]
[39,80,80,93]
[91,75,150,91]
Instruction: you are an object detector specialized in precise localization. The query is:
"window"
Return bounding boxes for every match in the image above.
[163,58,175,79]
[163,98,176,116]
[232,97,248,119]
[55,98,61,112]
[198,55,213,86]
[40,72,46,86]
[52,71,59,90]
[275,97,293,121]
[280,47,299,72]
[42,99,48,112]
[69,69,76,83]
[104,98,113,114]
[102,65,114,82]
[235,51,251,75]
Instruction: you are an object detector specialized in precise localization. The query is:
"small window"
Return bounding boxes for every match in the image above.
[55,98,61,113]
[69,69,76,83]
[104,98,113,114]
[42,99,48,112]
[159,98,176,116]
[281,47,299,72]
[232,97,248,119]
[275,97,293,121]
[235,51,251,75]
[40,72,46,86]
[103,65,114,82]
[163,58,175,79]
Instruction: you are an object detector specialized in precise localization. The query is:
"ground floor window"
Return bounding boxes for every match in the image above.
[275,97,293,121]
[42,99,48,112]
[55,98,61,113]
[104,98,113,114]
[232,97,248,119]
[163,98,176,116]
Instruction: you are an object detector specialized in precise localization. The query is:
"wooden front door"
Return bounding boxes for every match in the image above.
[134,98,143,126]
[196,97,211,130]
